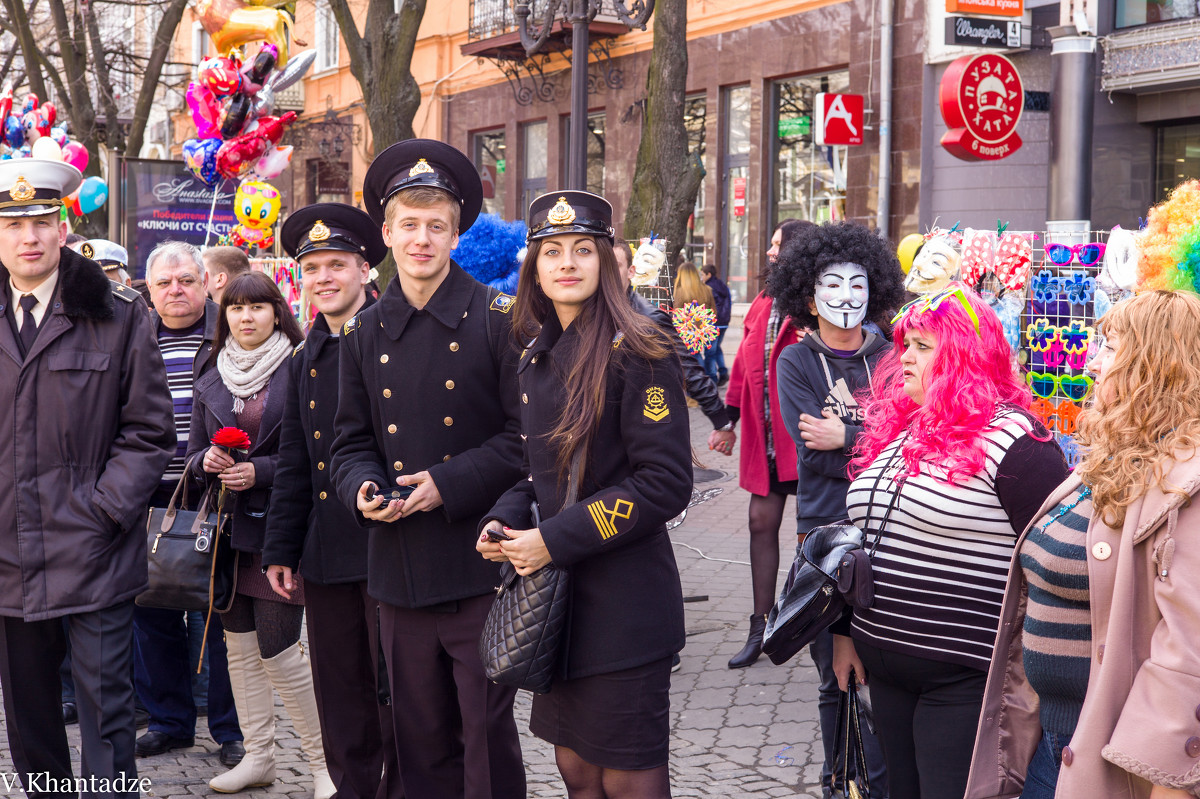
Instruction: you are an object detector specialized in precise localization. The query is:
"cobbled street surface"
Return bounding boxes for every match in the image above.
[0,321,828,797]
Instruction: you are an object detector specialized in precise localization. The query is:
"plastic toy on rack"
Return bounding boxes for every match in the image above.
[629,236,674,308]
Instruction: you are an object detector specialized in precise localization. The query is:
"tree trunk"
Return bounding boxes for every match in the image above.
[48,0,102,180]
[124,0,191,158]
[621,0,703,265]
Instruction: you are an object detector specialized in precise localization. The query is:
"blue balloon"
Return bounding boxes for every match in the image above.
[77,176,108,215]
[4,115,23,149]
[182,137,222,187]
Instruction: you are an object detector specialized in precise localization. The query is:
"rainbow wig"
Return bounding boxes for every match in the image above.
[1138,180,1200,292]
[850,282,1033,484]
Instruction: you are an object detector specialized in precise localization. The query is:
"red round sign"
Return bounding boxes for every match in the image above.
[939,54,1024,161]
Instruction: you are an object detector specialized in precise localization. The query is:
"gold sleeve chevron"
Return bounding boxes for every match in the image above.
[585,491,639,541]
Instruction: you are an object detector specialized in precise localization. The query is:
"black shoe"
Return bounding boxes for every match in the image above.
[135,730,195,757]
[62,702,77,725]
[218,741,245,767]
[195,704,208,717]
[717,371,729,387]
[134,707,150,729]
[670,653,682,673]
[728,613,767,669]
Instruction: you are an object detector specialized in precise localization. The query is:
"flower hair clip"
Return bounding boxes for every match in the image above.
[891,284,980,334]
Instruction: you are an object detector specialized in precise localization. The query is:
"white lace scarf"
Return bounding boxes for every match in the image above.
[217,329,292,413]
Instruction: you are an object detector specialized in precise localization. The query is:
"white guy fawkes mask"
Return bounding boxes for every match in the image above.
[815,262,869,330]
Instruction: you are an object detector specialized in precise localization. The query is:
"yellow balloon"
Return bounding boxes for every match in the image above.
[196,0,291,66]
[896,233,924,275]
[235,180,281,231]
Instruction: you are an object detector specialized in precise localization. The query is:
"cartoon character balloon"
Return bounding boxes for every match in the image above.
[195,0,292,66]
[229,180,281,250]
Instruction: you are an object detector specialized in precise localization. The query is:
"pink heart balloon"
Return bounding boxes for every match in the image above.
[62,141,89,172]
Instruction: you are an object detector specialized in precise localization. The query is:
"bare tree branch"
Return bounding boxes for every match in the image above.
[125,0,188,156]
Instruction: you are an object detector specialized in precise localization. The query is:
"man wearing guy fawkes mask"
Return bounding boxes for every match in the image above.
[768,221,904,799]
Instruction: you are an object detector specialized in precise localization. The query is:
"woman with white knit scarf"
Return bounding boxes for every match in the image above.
[185,271,334,798]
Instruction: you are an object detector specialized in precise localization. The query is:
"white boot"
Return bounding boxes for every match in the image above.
[209,631,278,793]
[260,641,335,799]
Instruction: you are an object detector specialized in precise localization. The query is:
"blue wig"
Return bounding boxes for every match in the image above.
[455,213,526,290]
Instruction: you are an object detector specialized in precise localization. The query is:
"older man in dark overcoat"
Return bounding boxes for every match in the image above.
[0,160,175,797]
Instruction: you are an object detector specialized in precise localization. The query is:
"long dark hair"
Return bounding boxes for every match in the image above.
[207,270,304,370]
[512,235,672,475]
[760,218,815,286]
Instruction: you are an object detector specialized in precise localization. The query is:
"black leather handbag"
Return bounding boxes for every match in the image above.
[479,462,580,695]
[761,521,864,665]
[138,466,237,614]
[836,673,874,799]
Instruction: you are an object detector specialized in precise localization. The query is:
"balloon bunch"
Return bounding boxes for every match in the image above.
[0,83,107,216]
[183,40,315,251]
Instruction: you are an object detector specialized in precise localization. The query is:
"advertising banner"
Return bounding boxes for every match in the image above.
[123,158,237,278]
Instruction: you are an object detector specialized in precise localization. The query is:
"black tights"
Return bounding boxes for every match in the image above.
[556,746,670,799]
[220,594,303,659]
[747,491,790,615]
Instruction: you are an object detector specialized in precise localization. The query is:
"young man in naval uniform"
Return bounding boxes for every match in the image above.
[263,204,403,799]
[0,159,175,797]
[329,140,526,799]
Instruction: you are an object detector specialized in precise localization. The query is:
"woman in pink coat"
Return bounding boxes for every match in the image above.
[722,219,812,668]
[966,289,1200,799]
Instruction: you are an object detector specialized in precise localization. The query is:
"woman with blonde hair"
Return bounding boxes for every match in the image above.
[672,261,715,312]
[966,289,1200,799]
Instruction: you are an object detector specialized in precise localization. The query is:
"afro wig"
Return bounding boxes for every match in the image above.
[766,221,905,331]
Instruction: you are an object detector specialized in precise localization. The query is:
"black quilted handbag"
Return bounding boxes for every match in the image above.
[479,463,580,694]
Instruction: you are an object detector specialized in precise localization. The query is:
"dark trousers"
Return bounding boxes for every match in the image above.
[855,641,988,799]
[704,327,728,382]
[132,606,240,742]
[809,630,888,797]
[379,593,525,799]
[0,601,138,799]
[305,579,403,799]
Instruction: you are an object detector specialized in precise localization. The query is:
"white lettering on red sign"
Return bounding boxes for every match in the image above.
[814,93,864,147]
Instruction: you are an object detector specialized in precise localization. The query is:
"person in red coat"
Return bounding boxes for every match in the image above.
[721,219,814,668]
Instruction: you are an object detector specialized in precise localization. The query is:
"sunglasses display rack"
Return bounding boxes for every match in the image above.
[1017,232,1114,468]
[628,238,677,310]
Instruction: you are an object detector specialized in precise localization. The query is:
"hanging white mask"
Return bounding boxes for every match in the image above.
[814,262,869,330]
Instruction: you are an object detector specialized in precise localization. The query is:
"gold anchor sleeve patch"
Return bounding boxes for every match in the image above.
[585,491,639,540]
[642,385,670,423]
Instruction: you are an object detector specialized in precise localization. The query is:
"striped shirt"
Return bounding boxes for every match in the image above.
[847,410,1066,670]
[1020,486,1092,736]
[157,319,205,483]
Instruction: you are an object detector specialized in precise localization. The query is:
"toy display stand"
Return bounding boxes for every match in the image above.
[251,256,313,325]
[629,237,675,309]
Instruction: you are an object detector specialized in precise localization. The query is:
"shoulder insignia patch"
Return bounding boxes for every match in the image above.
[643,385,670,423]
[292,341,305,357]
[111,282,139,303]
[612,331,625,349]
[587,495,637,541]
[343,315,360,336]
[490,292,515,313]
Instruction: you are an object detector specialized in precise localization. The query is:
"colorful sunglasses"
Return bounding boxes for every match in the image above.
[1030,269,1097,307]
[1031,397,1082,436]
[1045,242,1106,267]
[891,285,980,334]
[1026,319,1095,370]
[1026,371,1094,403]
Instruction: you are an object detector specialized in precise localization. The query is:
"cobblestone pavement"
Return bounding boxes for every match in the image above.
[0,319,828,798]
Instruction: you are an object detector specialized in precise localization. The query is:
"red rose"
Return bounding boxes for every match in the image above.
[211,427,252,451]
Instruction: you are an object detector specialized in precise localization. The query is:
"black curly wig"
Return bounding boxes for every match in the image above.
[766,221,905,332]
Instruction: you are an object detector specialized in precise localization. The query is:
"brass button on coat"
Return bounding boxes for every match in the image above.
[383,389,392,398]
[313,431,321,440]
[319,491,327,500]
[317,462,325,470]
[444,417,453,426]
[388,424,397,434]
[380,354,389,364]
[310,368,317,377]
[309,400,316,409]
[1092,541,1112,561]
[394,461,403,471]
[445,380,455,390]
[443,455,451,462]
[522,393,528,404]
[449,342,459,352]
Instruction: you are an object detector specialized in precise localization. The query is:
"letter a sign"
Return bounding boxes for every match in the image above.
[814,93,864,146]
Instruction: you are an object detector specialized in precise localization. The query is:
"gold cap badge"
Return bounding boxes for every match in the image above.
[10,176,35,202]
[409,158,435,178]
[547,197,576,225]
[81,242,95,259]
[308,220,331,242]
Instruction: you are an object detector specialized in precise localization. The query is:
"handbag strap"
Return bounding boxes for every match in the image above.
[848,679,871,797]
[160,453,201,533]
[863,437,907,557]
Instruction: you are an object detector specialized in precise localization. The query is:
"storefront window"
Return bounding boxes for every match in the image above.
[721,85,751,302]
[771,71,850,230]
[1116,0,1200,27]
[521,120,547,215]
[684,94,707,265]
[1155,122,1200,200]
[472,129,506,218]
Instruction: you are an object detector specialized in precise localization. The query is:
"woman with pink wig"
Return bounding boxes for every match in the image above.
[831,283,1069,799]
